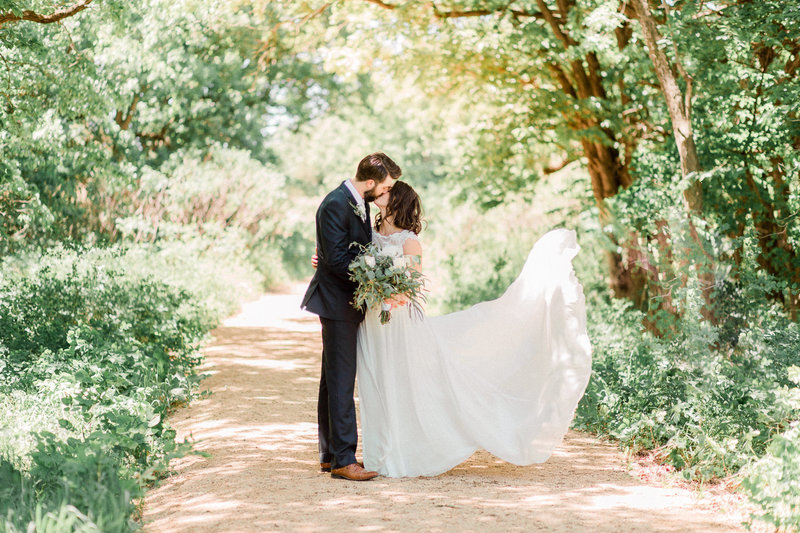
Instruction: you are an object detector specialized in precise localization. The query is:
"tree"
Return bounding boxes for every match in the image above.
[0,0,341,250]
[0,0,93,27]
[629,0,716,322]
[328,0,670,305]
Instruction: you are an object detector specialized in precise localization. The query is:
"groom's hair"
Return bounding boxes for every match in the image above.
[355,152,402,183]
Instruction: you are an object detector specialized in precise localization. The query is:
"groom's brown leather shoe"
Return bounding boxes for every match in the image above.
[321,461,363,473]
[331,463,379,481]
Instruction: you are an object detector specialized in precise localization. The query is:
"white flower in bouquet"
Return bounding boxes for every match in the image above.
[379,244,403,258]
[348,241,427,325]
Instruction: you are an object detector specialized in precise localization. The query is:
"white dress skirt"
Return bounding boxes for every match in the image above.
[356,228,593,477]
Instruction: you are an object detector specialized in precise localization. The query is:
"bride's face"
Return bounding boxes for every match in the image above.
[374,190,390,209]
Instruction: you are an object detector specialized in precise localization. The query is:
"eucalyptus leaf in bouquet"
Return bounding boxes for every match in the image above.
[348,241,427,324]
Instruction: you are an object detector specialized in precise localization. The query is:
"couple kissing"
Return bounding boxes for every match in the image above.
[302,152,592,481]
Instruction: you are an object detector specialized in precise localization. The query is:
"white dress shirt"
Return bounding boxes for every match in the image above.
[344,179,366,221]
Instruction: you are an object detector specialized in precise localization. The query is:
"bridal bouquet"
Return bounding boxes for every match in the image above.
[348,242,427,324]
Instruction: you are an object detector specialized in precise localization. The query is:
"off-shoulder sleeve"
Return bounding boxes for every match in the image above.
[400,230,419,244]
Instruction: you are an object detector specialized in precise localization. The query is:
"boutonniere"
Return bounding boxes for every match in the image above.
[349,200,366,220]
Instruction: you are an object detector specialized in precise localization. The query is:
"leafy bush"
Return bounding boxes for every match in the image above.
[441,252,519,311]
[574,272,800,477]
[742,421,800,531]
[436,211,800,525]
[117,145,312,290]
[0,242,255,532]
[567,223,800,527]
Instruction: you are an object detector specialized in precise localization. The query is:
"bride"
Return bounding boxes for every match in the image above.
[356,181,592,478]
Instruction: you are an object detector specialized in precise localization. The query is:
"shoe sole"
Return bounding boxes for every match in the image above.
[331,474,379,481]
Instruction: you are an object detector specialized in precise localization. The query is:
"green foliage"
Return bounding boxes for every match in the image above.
[743,421,800,531]
[0,253,210,391]
[0,241,254,532]
[0,436,143,533]
[0,0,336,268]
[319,0,657,205]
[0,3,332,526]
[441,253,517,311]
[576,287,800,478]
[569,222,800,529]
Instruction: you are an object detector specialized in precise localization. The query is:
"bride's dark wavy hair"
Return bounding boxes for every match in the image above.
[375,181,424,235]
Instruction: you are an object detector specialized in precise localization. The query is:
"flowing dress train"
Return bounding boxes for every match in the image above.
[356,228,592,477]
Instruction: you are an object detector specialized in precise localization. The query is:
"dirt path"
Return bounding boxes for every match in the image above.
[141,287,751,533]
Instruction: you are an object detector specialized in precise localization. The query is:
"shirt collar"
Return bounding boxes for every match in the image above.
[344,179,365,208]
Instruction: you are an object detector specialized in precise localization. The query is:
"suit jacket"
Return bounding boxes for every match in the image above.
[301,181,372,323]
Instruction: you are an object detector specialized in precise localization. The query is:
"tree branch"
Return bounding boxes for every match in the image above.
[115,94,140,131]
[784,41,800,79]
[661,1,693,125]
[0,48,13,111]
[365,0,540,20]
[535,0,576,48]
[136,122,171,143]
[364,0,397,10]
[546,62,576,98]
[555,0,572,20]
[434,6,494,18]
[586,51,607,98]
[0,0,93,27]
[543,157,575,174]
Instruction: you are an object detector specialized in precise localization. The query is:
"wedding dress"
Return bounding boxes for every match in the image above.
[356,228,592,478]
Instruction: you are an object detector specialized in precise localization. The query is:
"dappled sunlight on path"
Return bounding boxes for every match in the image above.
[141,285,747,532]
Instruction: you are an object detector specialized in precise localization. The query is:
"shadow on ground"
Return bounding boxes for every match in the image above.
[141,292,747,533]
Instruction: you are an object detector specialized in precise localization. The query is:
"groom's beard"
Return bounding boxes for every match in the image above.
[363,188,378,202]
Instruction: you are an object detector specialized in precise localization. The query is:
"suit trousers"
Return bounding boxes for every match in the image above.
[317,317,359,468]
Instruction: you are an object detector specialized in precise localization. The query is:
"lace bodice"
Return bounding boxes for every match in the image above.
[372,229,419,257]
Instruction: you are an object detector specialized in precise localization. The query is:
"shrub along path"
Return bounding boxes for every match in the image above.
[141,286,751,532]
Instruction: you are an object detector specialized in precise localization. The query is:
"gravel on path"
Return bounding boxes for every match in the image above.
[141,287,751,533]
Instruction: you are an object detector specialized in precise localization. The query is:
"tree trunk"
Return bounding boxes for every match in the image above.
[580,138,646,302]
[745,167,800,319]
[631,0,698,175]
[631,0,717,323]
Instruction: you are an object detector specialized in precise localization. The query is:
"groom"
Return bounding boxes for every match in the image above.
[301,153,400,481]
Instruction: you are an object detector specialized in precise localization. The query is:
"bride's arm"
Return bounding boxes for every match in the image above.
[403,238,422,271]
[386,238,422,308]
[385,237,423,309]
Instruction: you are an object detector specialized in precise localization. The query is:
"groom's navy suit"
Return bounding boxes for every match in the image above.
[302,181,371,469]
